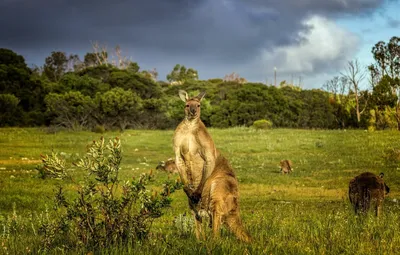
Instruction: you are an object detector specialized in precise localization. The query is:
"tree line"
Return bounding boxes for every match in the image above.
[0,37,399,131]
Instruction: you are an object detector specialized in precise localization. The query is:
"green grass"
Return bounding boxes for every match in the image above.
[1,127,400,254]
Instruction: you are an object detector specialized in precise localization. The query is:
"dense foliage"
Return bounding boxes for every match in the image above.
[1,36,399,130]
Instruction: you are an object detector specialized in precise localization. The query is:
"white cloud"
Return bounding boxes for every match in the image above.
[260,15,360,74]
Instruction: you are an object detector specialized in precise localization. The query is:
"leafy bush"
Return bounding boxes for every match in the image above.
[252,119,273,129]
[92,124,106,133]
[37,137,182,252]
[35,152,69,179]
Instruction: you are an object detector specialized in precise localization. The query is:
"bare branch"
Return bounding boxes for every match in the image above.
[341,59,367,123]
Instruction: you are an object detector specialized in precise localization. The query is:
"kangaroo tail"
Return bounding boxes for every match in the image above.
[225,214,252,243]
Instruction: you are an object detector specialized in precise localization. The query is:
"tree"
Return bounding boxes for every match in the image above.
[367,64,380,88]
[58,73,106,97]
[341,59,367,123]
[298,89,335,129]
[140,68,158,81]
[370,36,400,130]
[0,93,20,126]
[166,64,198,83]
[84,52,99,67]
[166,64,181,82]
[371,75,398,109]
[0,48,48,126]
[369,76,399,129]
[0,48,27,69]
[67,54,84,72]
[0,48,31,92]
[95,87,143,130]
[113,45,131,69]
[43,51,68,82]
[223,72,247,83]
[127,62,140,73]
[45,91,95,130]
[322,76,351,128]
[148,68,158,81]
[90,41,109,66]
[107,69,162,99]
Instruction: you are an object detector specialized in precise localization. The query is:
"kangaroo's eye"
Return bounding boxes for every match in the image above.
[186,104,189,107]
[197,105,200,108]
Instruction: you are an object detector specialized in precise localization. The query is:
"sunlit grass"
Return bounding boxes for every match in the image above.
[0,127,400,254]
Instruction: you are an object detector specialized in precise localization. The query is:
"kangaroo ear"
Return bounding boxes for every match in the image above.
[179,90,189,102]
[197,91,206,101]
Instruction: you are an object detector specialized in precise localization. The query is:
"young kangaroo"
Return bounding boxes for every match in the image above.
[156,158,178,174]
[198,154,252,243]
[280,159,293,174]
[173,90,218,239]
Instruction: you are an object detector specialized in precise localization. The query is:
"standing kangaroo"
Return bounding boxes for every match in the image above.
[173,90,218,239]
[198,154,252,243]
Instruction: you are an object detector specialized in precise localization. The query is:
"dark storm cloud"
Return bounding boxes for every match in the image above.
[244,0,386,13]
[0,0,394,80]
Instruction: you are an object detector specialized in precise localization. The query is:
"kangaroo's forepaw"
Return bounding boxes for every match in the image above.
[190,192,201,204]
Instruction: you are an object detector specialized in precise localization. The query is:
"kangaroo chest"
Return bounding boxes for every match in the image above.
[180,134,202,158]
[174,128,205,186]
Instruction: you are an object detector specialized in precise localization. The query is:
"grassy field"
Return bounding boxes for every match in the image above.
[0,127,400,254]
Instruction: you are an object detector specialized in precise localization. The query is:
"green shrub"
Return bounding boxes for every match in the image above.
[252,119,273,130]
[92,124,106,133]
[37,137,182,252]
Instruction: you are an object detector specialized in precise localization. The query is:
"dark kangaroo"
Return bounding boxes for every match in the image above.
[349,172,390,216]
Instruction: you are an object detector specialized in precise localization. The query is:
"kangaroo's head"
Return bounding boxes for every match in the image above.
[179,90,206,121]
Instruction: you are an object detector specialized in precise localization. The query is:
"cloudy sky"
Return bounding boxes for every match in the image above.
[0,0,399,88]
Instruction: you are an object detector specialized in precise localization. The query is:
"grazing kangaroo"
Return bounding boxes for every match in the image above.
[280,159,293,174]
[349,172,390,216]
[198,154,252,243]
[156,158,178,174]
[173,90,219,239]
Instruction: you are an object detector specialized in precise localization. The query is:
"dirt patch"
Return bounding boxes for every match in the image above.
[0,159,41,166]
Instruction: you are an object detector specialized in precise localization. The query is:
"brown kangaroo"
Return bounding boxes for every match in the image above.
[349,172,390,216]
[173,90,219,239]
[198,154,252,243]
[280,159,293,174]
[156,158,178,174]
